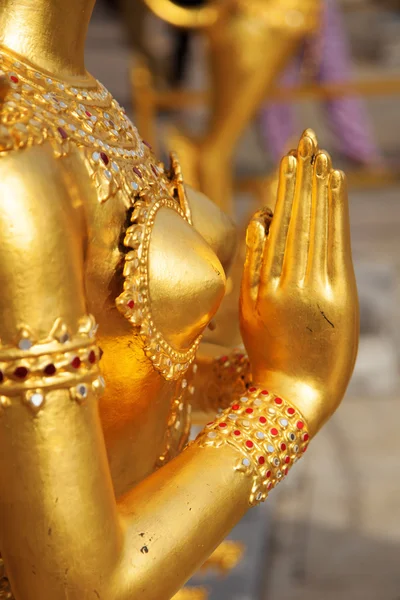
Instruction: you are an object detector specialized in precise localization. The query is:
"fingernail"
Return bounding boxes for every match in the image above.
[299,136,313,158]
[303,128,318,147]
[284,155,296,174]
[330,170,344,190]
[316,153,328,177]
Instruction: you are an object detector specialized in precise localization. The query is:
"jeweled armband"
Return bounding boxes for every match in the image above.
[196,387,309,506]
[0,315,105,412]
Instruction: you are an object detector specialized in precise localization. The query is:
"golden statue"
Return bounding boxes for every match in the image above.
[0,1,358,599]
[141,0,321,213]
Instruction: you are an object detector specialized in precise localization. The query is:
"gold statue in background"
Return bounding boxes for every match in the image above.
[141,0,321,213]
[0,1,358,599]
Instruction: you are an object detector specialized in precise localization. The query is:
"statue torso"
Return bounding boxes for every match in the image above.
[0,48,227,496]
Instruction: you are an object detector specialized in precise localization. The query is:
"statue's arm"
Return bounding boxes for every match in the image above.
[0,129,358,600]
[0,146,257,600]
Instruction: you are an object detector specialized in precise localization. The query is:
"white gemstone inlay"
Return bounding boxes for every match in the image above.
[256,431,265,440]
[242,458,251,467]
[267,444,274,453]
[18,339,33,350]
[279,418,289,427]
[30,393,44,408]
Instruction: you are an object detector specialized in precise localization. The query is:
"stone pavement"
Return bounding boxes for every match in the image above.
[86,4,400,599]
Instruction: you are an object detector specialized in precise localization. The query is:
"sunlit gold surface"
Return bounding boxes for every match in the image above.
[0,1,358,598]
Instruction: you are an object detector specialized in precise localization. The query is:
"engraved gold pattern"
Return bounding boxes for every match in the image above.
[199,351,251,412]
[0,315,104,411]
[0,46,199,380]
[116,196,201,380]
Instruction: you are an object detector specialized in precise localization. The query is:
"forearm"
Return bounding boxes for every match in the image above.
[116,386,309,599]
[0,387,121,599]
[0,368,308,600]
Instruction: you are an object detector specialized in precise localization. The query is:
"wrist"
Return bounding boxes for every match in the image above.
[251,369,332,437]
[196,385,309,506]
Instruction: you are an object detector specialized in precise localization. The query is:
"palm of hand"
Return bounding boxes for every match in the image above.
[240,130,359,435]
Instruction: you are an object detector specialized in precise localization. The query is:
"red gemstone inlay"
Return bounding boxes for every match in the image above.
[245,408,253,414]
[287,407,295,415]
[220,355,228,363]
[280,442,287,451]
[270,427,279,436]
[44,364,56,376]
[284,467,289,475]
[248,387,257,393]
[14,366,28,379]
[133,166,143,178]
[261,390,269,395]
[232,404,240,410]
[57,126,68,139]
[303,445,308,452]
[151,164,158,177]
[127,300,135,309]
[100,152,109,165]
[219,422,227,428]
[297,421,304,430]
[237,353,244,360]
[71,356,81,369]
[258,456,265,465]
[88,350,96,364]
[85,110,92,117]
[267,482,272,489]
[233,430,241,436]
[10,75,18,83]
[259,416,267,424]
[245,440,254,449]
[274,397,283,405]
[285,456,291,464]
[266,470,271,478]
[303,433,309,442]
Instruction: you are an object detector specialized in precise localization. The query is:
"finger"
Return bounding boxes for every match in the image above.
[282,133,316,284]
[286,129,318,157]
[261,154,297,284]
[328,170,351,281]
[302,128,319,152]
[241,209,271,313]
[306,150,332,284]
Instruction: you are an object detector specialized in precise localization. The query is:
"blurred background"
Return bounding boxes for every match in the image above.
[86,1,400,598]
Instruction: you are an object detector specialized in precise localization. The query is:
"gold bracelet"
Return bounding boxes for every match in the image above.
[196,386,309,506]
[0,315,105,412]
